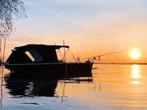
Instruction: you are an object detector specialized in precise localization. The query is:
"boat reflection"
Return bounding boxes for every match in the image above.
[4,71,92,97]
[5,74,58,97]
[131,65,141,84]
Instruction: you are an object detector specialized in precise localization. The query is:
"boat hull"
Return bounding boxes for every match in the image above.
[5,63,93,80]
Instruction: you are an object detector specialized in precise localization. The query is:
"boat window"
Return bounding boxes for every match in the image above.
[25,51,35,62]
[56,49,63,61]
[29,49,43,62]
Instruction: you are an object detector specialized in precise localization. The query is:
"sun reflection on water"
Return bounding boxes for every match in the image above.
[131,65,141,84]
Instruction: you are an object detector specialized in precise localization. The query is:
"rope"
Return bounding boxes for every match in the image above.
[62,49,69,62]
[68,49,77,62]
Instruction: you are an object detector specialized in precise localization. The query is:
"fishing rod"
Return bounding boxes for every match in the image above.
[85,51,124,61]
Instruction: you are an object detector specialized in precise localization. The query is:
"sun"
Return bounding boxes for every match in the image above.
[129,48,141,60]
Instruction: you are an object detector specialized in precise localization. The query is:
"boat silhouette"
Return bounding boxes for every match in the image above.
[5,44,93,80]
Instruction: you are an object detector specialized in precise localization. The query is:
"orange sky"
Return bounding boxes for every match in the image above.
[3,21,147,63]
[2,0,147,63]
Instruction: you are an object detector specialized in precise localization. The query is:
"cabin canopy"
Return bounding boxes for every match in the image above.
[6,44,69,64]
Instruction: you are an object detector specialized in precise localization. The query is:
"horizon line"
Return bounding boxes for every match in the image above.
[95,62,147,65]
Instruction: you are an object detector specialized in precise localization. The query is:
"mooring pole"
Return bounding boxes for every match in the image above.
[62,40,68,102]
[2,37,6,65]
[0,37,7,108]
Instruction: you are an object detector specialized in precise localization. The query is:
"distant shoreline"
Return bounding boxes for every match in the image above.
[95,63,147,65]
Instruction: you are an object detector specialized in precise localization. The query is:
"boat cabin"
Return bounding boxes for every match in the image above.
[6,44,69,64]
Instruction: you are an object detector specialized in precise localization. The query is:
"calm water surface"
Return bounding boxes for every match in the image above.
[0,64,147,110]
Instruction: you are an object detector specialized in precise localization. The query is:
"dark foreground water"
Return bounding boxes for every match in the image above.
[0,64,147,110]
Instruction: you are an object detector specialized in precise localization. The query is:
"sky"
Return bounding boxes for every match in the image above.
[5,0,147,62]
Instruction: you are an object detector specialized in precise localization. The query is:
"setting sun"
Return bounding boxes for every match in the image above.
[129,48,141,60]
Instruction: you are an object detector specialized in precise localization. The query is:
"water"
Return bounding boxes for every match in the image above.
[1,64,147,110]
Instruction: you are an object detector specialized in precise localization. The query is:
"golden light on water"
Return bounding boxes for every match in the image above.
[129,48,141,60]
[132,65,141,79]
[131,65,141,84]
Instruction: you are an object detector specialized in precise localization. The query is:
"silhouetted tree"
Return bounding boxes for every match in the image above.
[0,0,25,37]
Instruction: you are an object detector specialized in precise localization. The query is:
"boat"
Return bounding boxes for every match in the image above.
[5,44,93,80]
